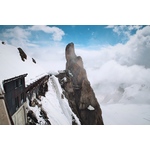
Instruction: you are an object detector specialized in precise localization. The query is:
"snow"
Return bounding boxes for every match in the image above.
[27,76,81,125]
[0,41,47,89]
[61,77,67,82]
[68,70,73,77]
[58,70,66,73]
[26,99,46,125]
[48,75,80,124]
[0,85,3,95]
[87,105,95,110]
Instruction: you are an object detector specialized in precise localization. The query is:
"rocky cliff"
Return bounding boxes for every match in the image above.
[57,43,104,125]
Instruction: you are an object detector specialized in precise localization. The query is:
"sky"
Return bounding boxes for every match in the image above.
[0,25,145,49]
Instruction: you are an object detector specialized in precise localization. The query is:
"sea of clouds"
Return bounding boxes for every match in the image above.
[32,26,150,104]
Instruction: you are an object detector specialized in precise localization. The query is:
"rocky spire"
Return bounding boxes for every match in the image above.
[64,42,104,125]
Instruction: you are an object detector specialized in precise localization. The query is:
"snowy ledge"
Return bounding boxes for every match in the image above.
[87,105,95,111]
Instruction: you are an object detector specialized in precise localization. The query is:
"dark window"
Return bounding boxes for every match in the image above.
[18,78,23,87]
[21,93,24,104]
[15,97,19,111]
[15,78,23,88]
[15,80,19,88]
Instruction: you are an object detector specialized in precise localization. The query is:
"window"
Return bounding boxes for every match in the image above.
[15,78,23,88]
[18,78,23,87]
[15,80,19,88]
[21,93,24,104]
[15,97,19,111]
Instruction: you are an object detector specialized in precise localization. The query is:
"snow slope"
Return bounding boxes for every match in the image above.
[27,75,81,125]
[0,41,47,88]
[42,75,80,124]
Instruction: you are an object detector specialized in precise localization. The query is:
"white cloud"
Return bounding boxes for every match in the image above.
[106,25,142,31]
[125,26,150,67]
[105,25,115,28]
[36,25,150,90]
[36,25,150,80]
[72,26,150,104]
[105,25,143,42]
[28,25,65,41]
[128,25,142,30]
[1,25,65,55]
[2,26,33,49]
[2,26,30,39]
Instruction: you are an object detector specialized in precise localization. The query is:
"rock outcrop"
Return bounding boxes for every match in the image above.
[32,58,36,64]
[18,47,27,61]
[57,43,104,125]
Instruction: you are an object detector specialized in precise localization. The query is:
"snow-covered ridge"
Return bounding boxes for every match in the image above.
[27,75,81,125]
[50,75,80,124]
[0,41,47,88]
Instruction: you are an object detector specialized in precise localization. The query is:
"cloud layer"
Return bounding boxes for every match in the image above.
[27,26,150,99]
[78,26,150,103]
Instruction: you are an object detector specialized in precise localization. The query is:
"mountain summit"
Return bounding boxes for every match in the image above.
[57,43,104,125]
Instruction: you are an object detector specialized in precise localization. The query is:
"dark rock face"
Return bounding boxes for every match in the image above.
[32,58,36,64]
[18,47,27,61]
[60,43,104,125]
[27,110,38,124]
[38,82,48,97]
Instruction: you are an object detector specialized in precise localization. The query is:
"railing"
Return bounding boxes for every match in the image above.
[26,75,49,93]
